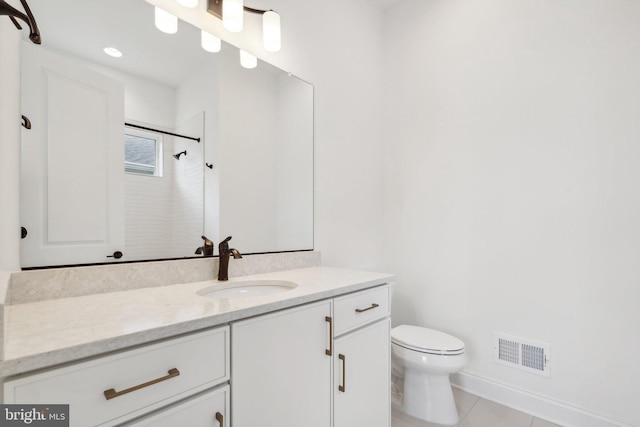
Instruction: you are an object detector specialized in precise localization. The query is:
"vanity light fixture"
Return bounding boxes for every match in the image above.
[153,0,281,67]
[103,47,123,58]
[262,10,281,52]
[154,6,178,34]
[221,0,243,32]
[207,0,281,52]
[201,30,222,52]
[239,50,257,69]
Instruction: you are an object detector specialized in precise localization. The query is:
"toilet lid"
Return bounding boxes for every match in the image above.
[391,325,464,355]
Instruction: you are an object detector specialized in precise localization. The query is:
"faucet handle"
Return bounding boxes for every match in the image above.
[195,235,214,256]
[219,236,232,254]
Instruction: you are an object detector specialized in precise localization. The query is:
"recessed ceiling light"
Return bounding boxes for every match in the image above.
[103,47,123,58]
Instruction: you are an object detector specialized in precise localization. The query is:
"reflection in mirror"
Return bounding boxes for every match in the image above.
[20,0,313,268]
[123,114,204,263]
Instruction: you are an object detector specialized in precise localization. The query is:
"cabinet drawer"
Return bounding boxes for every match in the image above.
[119,384,229,427]
[4,327,229,427]
[333,285,390,336]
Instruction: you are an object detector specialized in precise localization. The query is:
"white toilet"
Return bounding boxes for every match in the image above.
[391,325,467,425]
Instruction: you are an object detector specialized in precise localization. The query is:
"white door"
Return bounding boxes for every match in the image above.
[334,318,391,427]
[231,300,332,427]
[20,42,125,267]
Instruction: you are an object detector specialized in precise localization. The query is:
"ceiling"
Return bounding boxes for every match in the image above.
[27,0,407,88]
[27,0,213,87]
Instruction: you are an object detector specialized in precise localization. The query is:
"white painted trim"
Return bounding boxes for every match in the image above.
[451,371,633,427]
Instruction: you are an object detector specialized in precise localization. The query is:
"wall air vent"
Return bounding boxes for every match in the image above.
[494,333,550,377]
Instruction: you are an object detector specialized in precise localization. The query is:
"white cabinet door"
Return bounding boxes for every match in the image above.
[231,300,332,427]
[334,318,391,427]
[20,42,125,267]
[119,385,229,427]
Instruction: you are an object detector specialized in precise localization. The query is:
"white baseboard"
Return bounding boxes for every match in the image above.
[451,372,633,427]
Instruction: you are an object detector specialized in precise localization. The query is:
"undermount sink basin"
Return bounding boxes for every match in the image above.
[197,280,298,299]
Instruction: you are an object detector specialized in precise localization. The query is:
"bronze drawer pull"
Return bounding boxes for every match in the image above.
[216,411,224,427]
[103,368,180,400]
[339,354,346,392]
[355,303,379,313]
[325,316,333,356]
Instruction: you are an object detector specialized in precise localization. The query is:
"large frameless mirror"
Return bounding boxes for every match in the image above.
[19,0,313,268]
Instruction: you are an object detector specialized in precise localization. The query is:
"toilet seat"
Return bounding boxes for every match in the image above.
[391,325,464,356]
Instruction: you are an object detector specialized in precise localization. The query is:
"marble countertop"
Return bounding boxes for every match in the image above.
[1,266,394,377]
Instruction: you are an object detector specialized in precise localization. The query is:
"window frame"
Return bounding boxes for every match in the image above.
[124,126,164,177]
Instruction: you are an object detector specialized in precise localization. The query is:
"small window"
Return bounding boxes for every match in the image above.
[124,127,163,176]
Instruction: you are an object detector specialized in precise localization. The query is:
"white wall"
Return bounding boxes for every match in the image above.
[217,54,313,254]
[175,56,221,251]
[275,75,313,250]
[272,0,386,270]
[383,1,640,425]
[219,54,280,252]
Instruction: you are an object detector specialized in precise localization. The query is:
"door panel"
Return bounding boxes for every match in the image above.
[334,319,390,427]
[21,42,125,267]
[231,300,332,427]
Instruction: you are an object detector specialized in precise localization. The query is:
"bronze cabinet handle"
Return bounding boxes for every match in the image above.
[325,316,333,356]
[355,303,379,313]
[216,411,224,427]
[339,354,346,392]
[103,368,180,400]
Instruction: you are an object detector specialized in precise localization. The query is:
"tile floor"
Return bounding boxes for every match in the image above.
[391,388,562,427]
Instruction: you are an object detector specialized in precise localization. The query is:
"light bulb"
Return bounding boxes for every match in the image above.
[223,0,243,33]
[263,11,281,52]
[176,0,198,7]
[155,7,178,34]
[201,30,221,53]
[240,50,257,69]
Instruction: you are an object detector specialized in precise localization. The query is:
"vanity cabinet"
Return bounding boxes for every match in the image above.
[231,300,333,427]
[3,327,230,427]
[334,320,390,427]
[333,285,391,427]
[2,282,391,427]
[231,284,391,427]
[118,385,229,427]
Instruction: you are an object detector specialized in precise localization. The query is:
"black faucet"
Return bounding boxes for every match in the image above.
[195,235,214,257]
[218,236,242,281]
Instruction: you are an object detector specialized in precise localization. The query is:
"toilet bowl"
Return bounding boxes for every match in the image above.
[391,325,467,425]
